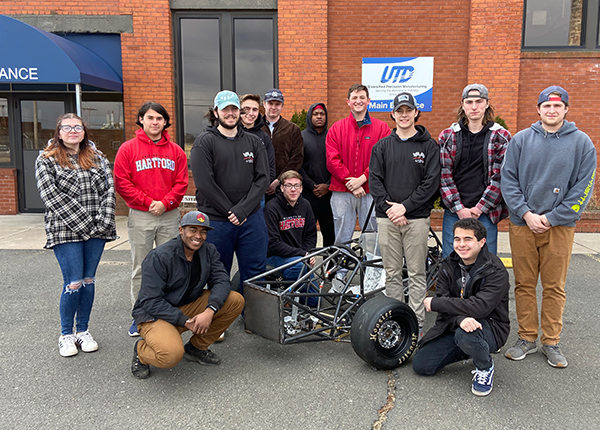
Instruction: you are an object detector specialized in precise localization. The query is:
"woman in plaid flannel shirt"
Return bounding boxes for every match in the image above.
[35,113,117,358]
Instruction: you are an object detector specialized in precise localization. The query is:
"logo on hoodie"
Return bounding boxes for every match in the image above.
[243,151,254,163]
[413,151,425,164]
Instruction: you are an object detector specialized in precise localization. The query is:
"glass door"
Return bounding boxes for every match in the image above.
[18,98,69,212]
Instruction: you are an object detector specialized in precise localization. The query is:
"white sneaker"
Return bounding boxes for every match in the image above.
[59,335,78,357]
[75,331,99,353]
[215,331,225,342]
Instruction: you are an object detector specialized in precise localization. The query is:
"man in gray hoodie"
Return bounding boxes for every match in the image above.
[501,86,596,368]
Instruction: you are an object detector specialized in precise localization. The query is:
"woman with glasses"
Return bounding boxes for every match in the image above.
[35,113,117,357]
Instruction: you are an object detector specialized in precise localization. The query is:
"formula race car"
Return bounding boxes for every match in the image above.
[242,228,442,370]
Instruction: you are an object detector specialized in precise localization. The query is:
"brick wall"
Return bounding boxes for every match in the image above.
[323,0,472,139]
[277,0,328,115]
[468,0,523,131]
[0,168,18,215]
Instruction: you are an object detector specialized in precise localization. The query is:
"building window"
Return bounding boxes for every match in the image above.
[0,98,9,164]
[175,12,277,154]
[81,101,124,163]
[523,0,600,49]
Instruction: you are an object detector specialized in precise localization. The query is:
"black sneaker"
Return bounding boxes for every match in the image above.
[131,339,150,379]
[183,342,221,365]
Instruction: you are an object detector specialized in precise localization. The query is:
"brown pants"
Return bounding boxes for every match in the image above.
[137,290,244,368]
[509,223,574,345]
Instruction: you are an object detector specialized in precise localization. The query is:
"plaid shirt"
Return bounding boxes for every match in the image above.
[438,122,511,224]
[35,152,117,249]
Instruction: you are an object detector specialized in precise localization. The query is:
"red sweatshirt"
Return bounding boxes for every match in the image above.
[326,112,390,193]
[114,129,188,212]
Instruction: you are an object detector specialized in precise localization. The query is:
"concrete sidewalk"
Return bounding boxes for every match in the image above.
[3,213,600,255]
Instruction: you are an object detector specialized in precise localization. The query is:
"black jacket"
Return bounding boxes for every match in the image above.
[241,115,277,183]
[421,244,510,349]
[190,126,269,221]
[132,236,232,327]
[369,125,440,219]
[265,192,317,258]
[300,102,330,191]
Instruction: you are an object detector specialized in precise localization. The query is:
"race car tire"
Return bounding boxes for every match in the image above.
[351,296,418,370]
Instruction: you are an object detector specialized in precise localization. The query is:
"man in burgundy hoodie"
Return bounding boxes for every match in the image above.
[114,101,189,337]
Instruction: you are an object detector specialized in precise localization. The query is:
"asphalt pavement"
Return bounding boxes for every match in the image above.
[1,214,599,429]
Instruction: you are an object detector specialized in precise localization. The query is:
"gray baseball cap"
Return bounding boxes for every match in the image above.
[392,92,417,111]
[180,211,213,230]
[462,83,489,100]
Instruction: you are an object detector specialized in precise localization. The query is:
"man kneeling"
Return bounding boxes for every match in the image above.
[131,211,244,379]
[411,219,509,396]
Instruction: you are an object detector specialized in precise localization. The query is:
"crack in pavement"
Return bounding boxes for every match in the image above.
[372,370,396,430]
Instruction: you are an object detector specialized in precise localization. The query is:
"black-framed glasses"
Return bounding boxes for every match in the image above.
[60,125,84,133]
[283,183,302,190]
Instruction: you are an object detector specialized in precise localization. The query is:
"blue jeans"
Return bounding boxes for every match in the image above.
[266,255,306,280]
[206,209,268,295]
[53,238,106,335]
[266,255,319,306]
[412,319,497,375]
[442,210,498,258]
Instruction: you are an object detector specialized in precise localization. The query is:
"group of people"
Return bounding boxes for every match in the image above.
[35,82,595,396]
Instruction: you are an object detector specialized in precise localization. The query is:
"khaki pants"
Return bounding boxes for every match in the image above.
[128,208,181,307]
[509,223,574,345]
[377,216,430,324]
[137,290,245,368]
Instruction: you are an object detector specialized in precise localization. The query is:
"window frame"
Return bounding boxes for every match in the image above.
[173,11,278,148]
[522,0,600,50]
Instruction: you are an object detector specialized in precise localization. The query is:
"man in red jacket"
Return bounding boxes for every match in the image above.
[326,84,389,246]
[114,101,189,337]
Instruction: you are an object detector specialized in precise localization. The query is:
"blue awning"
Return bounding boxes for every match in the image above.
[0,15,122,92]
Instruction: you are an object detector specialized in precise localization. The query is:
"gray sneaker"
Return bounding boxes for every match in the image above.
[504,338,538,361]
[541,344,568,368]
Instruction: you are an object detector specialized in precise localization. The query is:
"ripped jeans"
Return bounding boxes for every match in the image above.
[53,239,106,335]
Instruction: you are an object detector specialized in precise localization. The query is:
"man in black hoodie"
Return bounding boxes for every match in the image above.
[190,91,270,295]
[265,170,317,280]
[369,92,440,335]
[299,103,335,246]
[412,218,510,397]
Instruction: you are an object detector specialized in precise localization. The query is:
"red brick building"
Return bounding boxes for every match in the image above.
[1,1,599,229]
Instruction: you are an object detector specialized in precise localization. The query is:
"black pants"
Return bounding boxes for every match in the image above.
[303,190,335,247]
[412,319,497,376]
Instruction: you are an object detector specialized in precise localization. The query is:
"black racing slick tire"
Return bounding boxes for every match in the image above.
[351,296,419,370]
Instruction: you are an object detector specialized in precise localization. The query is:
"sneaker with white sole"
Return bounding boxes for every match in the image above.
[59,334,78,357]
[128,320,140,337]
[504,338,537,361]
[75,331,98,352]
[471,362,494,396]
[541,344,568,368]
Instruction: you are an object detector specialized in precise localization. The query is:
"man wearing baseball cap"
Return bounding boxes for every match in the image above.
[438,84,511,259]
[501,85,596,368]
[190,91,270,298]
[261,88,304,198]
[131,211,244,379]
[369,92,440,335]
